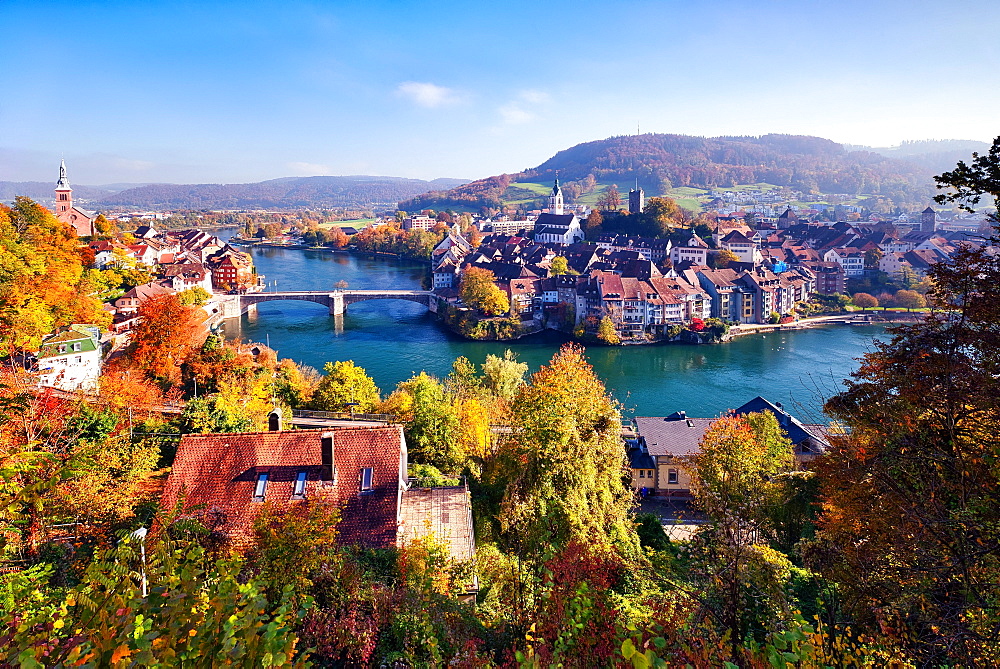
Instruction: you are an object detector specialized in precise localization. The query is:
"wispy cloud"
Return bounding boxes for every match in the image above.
[494,90,551,129]
[287,161,332,175]
[396,81,461,108]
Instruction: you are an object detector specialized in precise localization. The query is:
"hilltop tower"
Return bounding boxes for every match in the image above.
[55,159,72,215]
[921,206,936,233]
[549,176,564,215]
[628,180,644,214]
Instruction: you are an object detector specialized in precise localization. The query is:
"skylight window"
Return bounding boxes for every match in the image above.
[253,473,268,501]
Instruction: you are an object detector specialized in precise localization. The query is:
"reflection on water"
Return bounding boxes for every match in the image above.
[221,237,885,420]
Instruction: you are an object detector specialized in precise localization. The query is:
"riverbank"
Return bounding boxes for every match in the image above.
[225,235,893,349]
[226,243,889,417]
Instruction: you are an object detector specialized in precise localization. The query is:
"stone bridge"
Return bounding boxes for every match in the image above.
[238,290,437,316]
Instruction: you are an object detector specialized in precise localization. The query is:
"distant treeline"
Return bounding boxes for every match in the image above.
[400,133,942,213]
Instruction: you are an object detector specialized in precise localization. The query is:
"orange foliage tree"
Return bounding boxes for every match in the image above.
[0,198,109,354]
[129,294,203,387]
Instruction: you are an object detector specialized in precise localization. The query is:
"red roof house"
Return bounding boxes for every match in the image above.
[160,426,476,563]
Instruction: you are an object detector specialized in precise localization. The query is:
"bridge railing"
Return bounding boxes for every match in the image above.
[291,409,398,422]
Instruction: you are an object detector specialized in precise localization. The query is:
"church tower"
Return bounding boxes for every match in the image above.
[55,160,72,215]
[549,176,564,215]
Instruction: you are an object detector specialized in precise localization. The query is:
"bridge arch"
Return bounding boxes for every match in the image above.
[239,290,437,316]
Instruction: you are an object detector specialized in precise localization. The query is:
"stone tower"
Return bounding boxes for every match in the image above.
[628,180,645,214]
[549,176,564,215]
[921,206,936,233]
[55,160,72,215]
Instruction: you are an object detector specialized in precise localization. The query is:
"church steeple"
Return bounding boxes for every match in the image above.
[55,159,73,214]
[549,173,564,215]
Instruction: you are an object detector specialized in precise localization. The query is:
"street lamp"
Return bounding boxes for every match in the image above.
[131,527,148,597]
[345,402,359,420]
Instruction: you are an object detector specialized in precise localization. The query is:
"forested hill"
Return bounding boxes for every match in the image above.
[95,176,468,210]
[2,176,469,211]
[400,133,948,212]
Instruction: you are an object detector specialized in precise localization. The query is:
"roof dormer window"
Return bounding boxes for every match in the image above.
[253,473,269,501]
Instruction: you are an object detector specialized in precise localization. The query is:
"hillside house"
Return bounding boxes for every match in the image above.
[630,397,829,497]
[160,426,477,571]
[37,325,103,392]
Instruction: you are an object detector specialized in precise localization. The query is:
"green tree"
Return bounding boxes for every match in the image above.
[482,349,528,400]
[309,360,380,413]
[400,373,462,472]
[864,247,883,269]
[177,286,211,306]
[5,541,307,666]
[459,267,509,316]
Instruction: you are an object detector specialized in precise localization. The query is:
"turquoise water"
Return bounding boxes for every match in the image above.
[224,241,885,421]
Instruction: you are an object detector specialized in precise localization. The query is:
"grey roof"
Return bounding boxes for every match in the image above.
[635,396,830,459]
[634,416,715,458]
[732,396,830,454]
[535,212,575,227]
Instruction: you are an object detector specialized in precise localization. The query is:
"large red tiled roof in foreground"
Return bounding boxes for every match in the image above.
[161,427,406,549]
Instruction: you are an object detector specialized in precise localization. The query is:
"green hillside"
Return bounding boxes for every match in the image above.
[398,132,940,214]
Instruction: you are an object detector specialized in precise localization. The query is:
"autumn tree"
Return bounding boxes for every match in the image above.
[642,196,687,235]
[685,412,796,666]
[0,198,109,353]
[274,359,320,408]
[892,288,925,311]
[814,140,1000,665]
[550,255,569,276]
[584,208,603,235]
[93,213,117,238]
[459,267,509,316]
[714,248,739,269]
[488,344,637,560]
[308,361,380,413]
[597,185,621,211]
[851,292,878,310]
[130,294,203,387]
[328,227,349,249]
[596,315,621,344]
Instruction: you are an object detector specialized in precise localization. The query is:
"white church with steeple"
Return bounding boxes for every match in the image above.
[549,176,564,215]
[533,176,583,245]
[53,160,99,237]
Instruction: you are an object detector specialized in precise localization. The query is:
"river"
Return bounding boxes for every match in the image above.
[222,237,886,421]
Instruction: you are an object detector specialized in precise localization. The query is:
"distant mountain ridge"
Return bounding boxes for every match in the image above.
[400,133,969,213]
[843,139,992,174]
[1,175,469,211]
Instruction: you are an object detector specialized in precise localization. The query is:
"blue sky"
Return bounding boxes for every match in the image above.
[2,0,998,184]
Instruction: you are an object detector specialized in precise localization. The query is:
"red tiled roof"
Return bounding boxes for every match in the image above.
[161,426,406,550]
